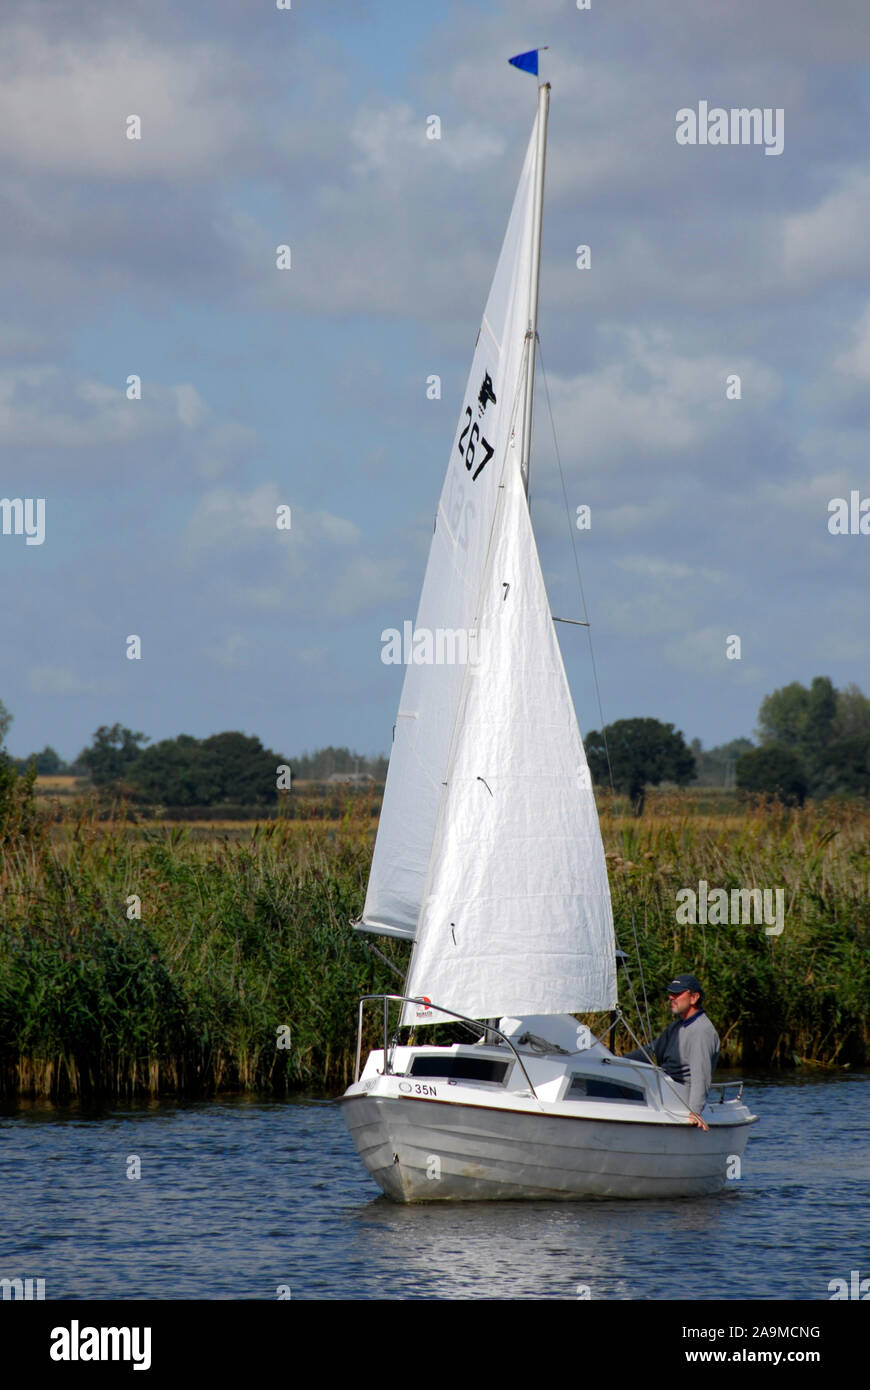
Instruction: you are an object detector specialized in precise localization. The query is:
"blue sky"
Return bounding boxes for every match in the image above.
[1,0,868,763]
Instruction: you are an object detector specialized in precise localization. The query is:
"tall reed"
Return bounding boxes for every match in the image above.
[1,790,867,1098]
[0,800,397,1099]
[599,792,870,1066]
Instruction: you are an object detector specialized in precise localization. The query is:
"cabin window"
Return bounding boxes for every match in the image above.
[567,1075,646,1104]
[409,1056,511,1085]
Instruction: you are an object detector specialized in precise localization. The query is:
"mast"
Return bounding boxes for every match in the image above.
[489,80,548,1041]
[519,81,550,499]
[488,79,550,1036]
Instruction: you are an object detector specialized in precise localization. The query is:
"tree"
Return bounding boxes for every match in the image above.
[585,718,696,815]
[735,746,807,806]
[831,684,870,740]
[758,676,836,773]
[78,725,149,788]
[813,735,870,799]
[690,736,754,787]
[757,681,810,749]
[199,731,282,805]
[125,731,285,807]
[17,745,66,775]
[130,735,220,806]
[0,698,12,748]
[804,676,837,777]
[0,754,41,844]
[756,678,870,798]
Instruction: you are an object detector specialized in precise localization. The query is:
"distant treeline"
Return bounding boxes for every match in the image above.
[2,676,869,812]
[2,717,387,812]
[290,746,389,782]
[582,677,870,812]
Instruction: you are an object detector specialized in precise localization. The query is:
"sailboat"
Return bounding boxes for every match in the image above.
[340,70,756,1201]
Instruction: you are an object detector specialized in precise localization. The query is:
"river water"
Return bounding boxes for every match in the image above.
[1,1071,867,1301]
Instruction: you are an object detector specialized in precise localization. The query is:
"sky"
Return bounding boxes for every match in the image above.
[1,0,868,764]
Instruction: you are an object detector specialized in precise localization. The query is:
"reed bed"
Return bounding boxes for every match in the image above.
[1,790,867,1099]
[0,802,399,1100]
[599,791,870,1067]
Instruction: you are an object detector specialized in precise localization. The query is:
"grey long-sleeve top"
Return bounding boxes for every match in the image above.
[625,1009,720,1114]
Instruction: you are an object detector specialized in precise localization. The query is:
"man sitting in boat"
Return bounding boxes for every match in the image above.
[624,974,720,1131]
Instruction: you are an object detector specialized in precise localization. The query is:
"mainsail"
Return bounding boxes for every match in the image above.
[359,108,543,940]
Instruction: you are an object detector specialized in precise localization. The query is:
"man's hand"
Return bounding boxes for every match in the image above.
[688,1112,709,1131]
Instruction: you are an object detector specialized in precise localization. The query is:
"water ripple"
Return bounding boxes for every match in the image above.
[0,1073,866,1300]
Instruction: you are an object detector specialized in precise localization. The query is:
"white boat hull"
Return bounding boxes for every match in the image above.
[342,1094,751,1201]
[342,1031,756,1202]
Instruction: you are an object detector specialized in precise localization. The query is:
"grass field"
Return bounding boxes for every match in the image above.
[1,784,868,1099]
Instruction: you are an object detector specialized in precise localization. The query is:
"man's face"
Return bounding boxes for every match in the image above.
[668,988,700,1018]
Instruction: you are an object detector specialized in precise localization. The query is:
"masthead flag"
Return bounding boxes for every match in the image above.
[508,49,544,77]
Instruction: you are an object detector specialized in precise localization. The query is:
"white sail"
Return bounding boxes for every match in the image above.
[359,111,543,940]
[402,423,617,1023]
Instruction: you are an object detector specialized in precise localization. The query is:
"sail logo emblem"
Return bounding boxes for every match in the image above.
[477,372,497,417]
[416,996,433,1018]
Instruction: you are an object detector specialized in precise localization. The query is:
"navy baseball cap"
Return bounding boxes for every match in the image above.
[667,973,703,998]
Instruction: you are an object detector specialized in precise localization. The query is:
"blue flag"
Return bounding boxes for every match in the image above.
[509,49,539,77]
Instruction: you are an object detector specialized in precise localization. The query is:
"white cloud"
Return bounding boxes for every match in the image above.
[204,632,249,668]
[184,483,285,550]
[0,367,137,447]
[618,556,725,586]
[0,23,259,179]
[175,384,207,429]
[833,304,870,380]
[350,103,506,179]
[541,329,781,471]
[183,488,399,620]
[185,490,361,552]
[758,463,855,511]
[782,172,870,287]
[28,665,101,695]
[662,627,762,682]
[0,367,255,481]
[322,552,406,619]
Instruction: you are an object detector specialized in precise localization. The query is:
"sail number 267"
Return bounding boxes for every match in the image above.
[458,407,494,481]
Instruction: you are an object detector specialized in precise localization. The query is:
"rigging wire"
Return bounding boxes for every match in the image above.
[536,338,653,1046]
